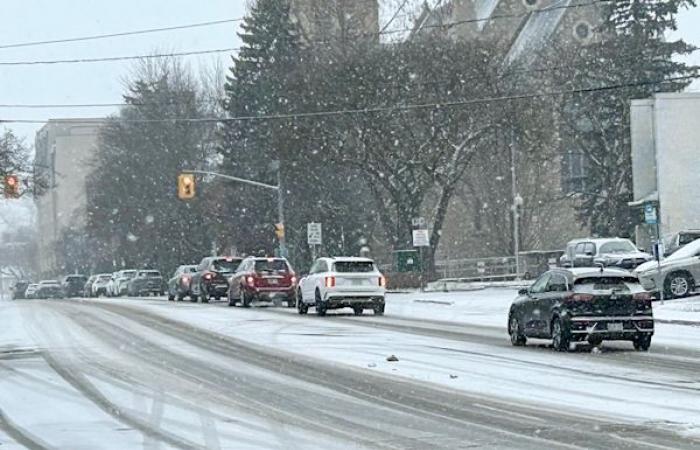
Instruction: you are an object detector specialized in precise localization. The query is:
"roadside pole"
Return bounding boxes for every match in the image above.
[645,202,663,304]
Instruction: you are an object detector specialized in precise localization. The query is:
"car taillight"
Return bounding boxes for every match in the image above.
[203,273,212,280]
[182,275,191,285]
[290,276,297,285]
[379,276,386,287]
[325,276,336,288]
[565,293,594,302]
[247,276,255,287]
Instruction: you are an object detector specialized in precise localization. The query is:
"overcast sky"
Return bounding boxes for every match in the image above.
[1,1,700,145]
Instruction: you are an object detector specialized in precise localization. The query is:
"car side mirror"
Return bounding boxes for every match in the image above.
[518,288,529,296]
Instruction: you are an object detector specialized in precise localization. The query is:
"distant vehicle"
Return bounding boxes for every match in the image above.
[508,268,654,352]
[83,275,97,297]
[635,238,700,299]
[127,270,164,297]
[167,265,198,302]
[61,274,87,298]
[108,269,138,297]
[228,257,296,308]
[91,273,113,297]
[296,257,386,316]
[191,256,243,303]
[25,283,39,299]
[10,281,29,300]
[36,280,64,300]
[559,238,652,270]
[664,230,700,257]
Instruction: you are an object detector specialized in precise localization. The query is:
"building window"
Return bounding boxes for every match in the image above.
[562,150,587,194]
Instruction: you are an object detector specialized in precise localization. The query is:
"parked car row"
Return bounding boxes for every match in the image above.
[83,270,165,298]
[11,278,70,300]
[164,255,386,317]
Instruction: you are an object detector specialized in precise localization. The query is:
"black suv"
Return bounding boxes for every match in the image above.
[191,256,243,303]
[61,274,88,298]
[10,281,29,300]
[508,268,654,352]
[127,270,165,296]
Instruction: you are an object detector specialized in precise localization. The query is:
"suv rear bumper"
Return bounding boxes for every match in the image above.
[322,294,385,310]
[568,315,654,340]
[245,286,295,301]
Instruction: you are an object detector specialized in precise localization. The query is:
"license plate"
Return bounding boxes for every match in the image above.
[267,279,279,285]
[216,284,228,289]
[607,322,624,332]
[351,279,365,286]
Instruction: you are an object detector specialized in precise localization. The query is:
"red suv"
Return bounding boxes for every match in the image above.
[228,257,296,308]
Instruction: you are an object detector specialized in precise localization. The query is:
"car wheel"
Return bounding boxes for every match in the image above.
[315,290,326,317]
[633,334,652,351]
[353,306,363,316]
[189,295,198,303]
[200,284,209,303]
[241,290,251,308]
[177,293,185,302]
[551,317,571,352]
[296,289,308,315]
[509,315,527,347]
[168,292,175,301]
[665,272,694,299]
[373,304,385,316]
[215,295,221,301]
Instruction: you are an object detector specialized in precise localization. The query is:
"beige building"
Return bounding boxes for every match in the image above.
[34,119,103,275]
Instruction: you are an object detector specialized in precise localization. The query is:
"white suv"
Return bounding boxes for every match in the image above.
[108,269,138,297]
[297,257,386,316]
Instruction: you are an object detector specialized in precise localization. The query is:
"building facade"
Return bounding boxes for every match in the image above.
[34,119,103,275]
[630,93,700,249]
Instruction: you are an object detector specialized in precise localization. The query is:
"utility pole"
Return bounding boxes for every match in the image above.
[510,132,522,280]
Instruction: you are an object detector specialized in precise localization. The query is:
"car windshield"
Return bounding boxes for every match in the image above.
[667,238,700,261]
[333,261,376,273]
[254,260,289,273]
[139,271,160,277]
[212,259,240,273]
[599,241,636,254]
[574,277,645,294]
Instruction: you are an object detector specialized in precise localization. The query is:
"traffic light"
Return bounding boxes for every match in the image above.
[3,175,20,199]
[274,223,285,240]
[177,173,196,200]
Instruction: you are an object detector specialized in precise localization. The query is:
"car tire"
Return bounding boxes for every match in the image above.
[509,315,527,347]
[296,289,308,315]
[665,272,694,299]
[200,284,209,303]
[177,293,185,302]
[551,317,571,352]
[353,306,363,316]
[315,290,326,317]
[168,292,175,301]
[189,295,198,303]
[633,334,652,351]
[373,304,385,316]
[241,290,251,308]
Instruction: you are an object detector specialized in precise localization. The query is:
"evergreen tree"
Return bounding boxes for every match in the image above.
[549,0,697,236]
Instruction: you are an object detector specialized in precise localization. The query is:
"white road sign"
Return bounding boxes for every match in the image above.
[412,229,430,247]
[307,223,322,245]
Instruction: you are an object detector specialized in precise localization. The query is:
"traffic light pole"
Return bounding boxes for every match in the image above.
[182,169,286,258]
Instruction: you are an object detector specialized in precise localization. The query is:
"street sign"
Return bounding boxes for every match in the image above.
[412,217,426,228]
[412,229,430,247]
[307,223,322,245]
[644,202,658,225]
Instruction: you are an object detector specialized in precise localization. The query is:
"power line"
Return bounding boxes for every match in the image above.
[2,74,695,125]
[0,48,239,66]
[0,18,245,50]
[0,0,607,66]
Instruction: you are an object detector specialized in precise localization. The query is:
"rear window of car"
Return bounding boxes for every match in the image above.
[679,233,700,245]
[212,259,241,273]
[254,259,289,273]
[333,261,376,273]
[66,276,87,283]
[98,275,112,281]
[184,266,198,273]
[574,277,644,294]
[139,271,161,277]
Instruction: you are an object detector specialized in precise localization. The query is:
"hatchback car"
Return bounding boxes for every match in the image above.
[228,257,296,307]
[297,257,386,316]
[127,270,164,296]
[167,265,198,302]
[61,274,87,298]
[508,268,654,352]
[192,256,243,303]
[91,273,114,297]
[36,280,64,299]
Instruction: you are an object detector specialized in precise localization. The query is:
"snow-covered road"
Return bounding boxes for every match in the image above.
[1,288,700,449]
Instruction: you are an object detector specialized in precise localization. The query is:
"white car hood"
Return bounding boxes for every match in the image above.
[635,257,693,274]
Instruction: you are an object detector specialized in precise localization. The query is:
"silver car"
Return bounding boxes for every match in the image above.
[635,239,700,298]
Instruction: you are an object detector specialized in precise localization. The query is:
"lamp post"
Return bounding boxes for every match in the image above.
[512,193,524,280]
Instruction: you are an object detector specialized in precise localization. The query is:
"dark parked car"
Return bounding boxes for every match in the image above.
[228,257,296,308]
[35,280,64,300]
[127,270,165,296]
[167,265,198,302]
[61,274,87,298]
[508,268,654,352]
[560,238,652,270]
[10,281,29,300]
[191,256,242,303]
